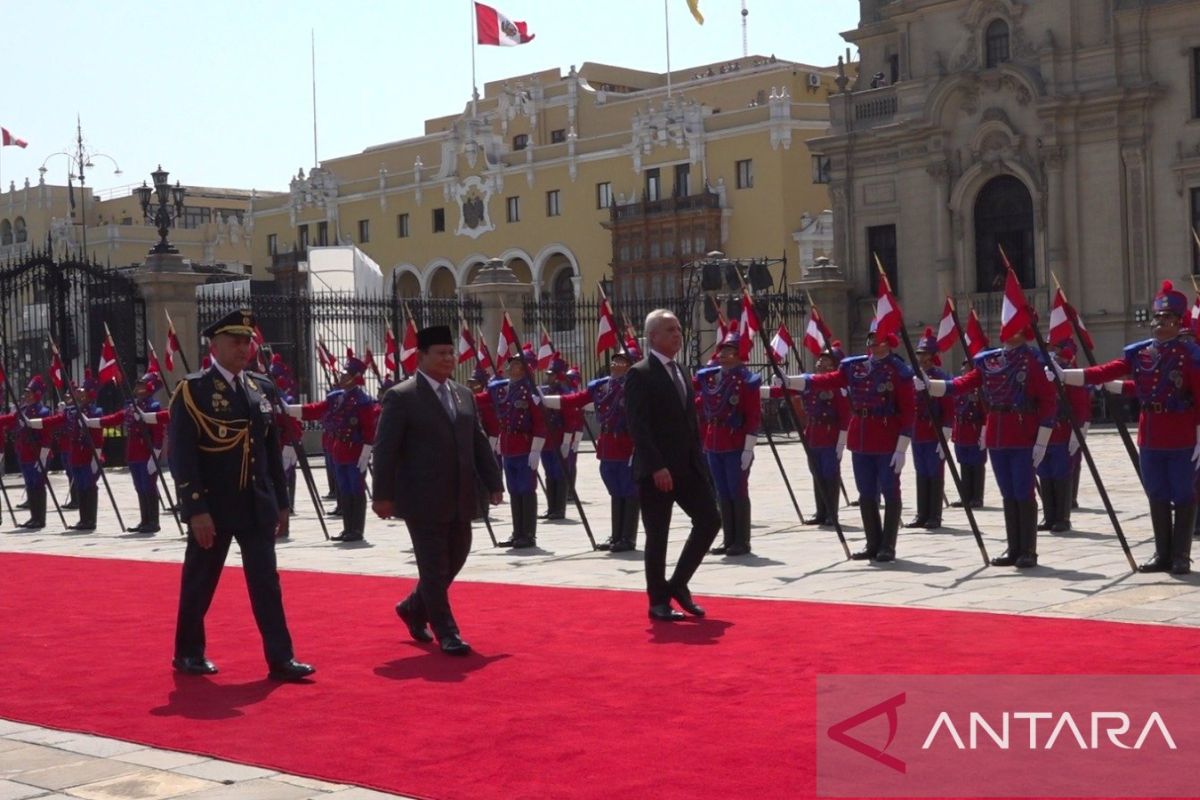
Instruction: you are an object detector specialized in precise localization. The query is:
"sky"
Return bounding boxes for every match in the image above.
[0,0,860,198]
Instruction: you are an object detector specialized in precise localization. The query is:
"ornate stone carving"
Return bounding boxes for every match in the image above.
[450,175,497,240]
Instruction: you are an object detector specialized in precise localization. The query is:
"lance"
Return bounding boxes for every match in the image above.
[804,289,853,506]
[145,338,177,515]
[104,325,183,537]
[1050,273,1141,482]
[0,350,66,529]
[50,334,126,532]
[1021,287,1138,572]
[874,254,990,565]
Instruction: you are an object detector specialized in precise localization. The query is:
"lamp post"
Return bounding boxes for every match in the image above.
[134,165,186,255]
[38,116,122,259]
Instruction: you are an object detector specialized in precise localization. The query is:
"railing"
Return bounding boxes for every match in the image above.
[609,190,720,223]
[851,85,897,125]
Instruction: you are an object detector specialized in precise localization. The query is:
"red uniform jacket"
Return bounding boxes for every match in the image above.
[40,405,105,467]
[947,346,1056,448]
[696,366,762,453]
[299,387,378,464]
[98,401,168,463]
[0,405,50,463]
[474,391,501,438]
[1049,384,1092,445]
[808,353,915,454]
[1084,337,1200,449]
[951,375,985,447]
[915,366,954,444]
[487,378,547,457]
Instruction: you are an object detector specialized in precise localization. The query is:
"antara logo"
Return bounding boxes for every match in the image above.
[922,711,1177,751]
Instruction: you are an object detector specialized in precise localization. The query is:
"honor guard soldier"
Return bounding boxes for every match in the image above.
[783,327,915,562]
[169,308,313,681]
[1037,339,1091,533]
[542,346,640,552]
[1059,281,1200,574]
[539,357,576,521]
[318,385,343,514]
[908,329,954,531]
[287,356,377,542]
[950,359,987,509]
[268,355,303,516]
[32,370,105,532]
[0,376,52,529]
[487,350,546,548]
[924,325,1057,568]
[97,371,169,533]
[469,365,501,458]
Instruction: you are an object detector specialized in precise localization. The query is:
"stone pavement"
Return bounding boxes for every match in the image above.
[2,427,1197,798]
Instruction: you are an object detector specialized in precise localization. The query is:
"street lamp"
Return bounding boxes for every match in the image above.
[38,116,121,258]
[135,165,186,254]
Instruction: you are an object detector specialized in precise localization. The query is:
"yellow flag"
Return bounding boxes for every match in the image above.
[687,0,704,24]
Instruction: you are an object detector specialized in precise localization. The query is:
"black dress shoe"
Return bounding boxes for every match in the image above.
[709,544,729,555]
[496,537,517,547]
[609,539,635,553]
[1015,554,1038,569]
[1138,557,1170,573]
[803,516,827,526]
[850,549,874,560]
[648,603,684,621]
[991,553,1017,566]
[268,659,316,681]
[1170,558,1191,575]
[595,539,612,551]
[173,656,218,675]
[726,545,751,556]
[510,536,536,549]
[69,523,96,532]
[395,603,434,643]
[17,520,44,530]
[670,588,706,617]
[439,634,471,656]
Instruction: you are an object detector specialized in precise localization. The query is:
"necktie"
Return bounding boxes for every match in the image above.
[438,383,456,420]
[233,375,249,409]
[668,361,688,407]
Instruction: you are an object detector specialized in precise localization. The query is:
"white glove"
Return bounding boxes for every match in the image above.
[938,427,952,460]
[740,435,757,470]
[140,411,159,423]
[1032,426,1052,468]
[529,437,545,471]
[84,416,101,429]
[913,376,926,392]
[786,374,807,391]
[541,395,562,410]
[282,445,298,470]
[1047,360,1065,380]
[147,454,159,476]
[978,424,988,452]
[38,447,51,468]
[926,380,947,397]
[1192,427,1200,467]
[26,417,44,430]
[1060,368,1086,387]
[760,385,773,400]
[1103,380,1125,395]
[284,404,303,418]
[890,435,910,475]
[571,430,583,453]
[836,430,847,462]
[489,435,500,455]
[1069,422,1089,457]
[357,444,373,474]
[770,374,784,389]
[559,439,571,459]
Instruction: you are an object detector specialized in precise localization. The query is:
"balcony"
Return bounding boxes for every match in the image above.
[608,190,720,223]
[852,85,897,126]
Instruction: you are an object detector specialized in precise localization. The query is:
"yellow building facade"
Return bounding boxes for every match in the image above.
[250,55,839,302]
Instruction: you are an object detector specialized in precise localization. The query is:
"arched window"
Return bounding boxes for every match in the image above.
[974,175,1035,292]
[0,219,11,246]
[985,19,1010,68]
[544,265,577,332]
[13,217,27,244]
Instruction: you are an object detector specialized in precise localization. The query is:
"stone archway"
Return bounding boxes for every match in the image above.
[973,174,1034,291]
[394,270,420,299]
[427,265,459,298]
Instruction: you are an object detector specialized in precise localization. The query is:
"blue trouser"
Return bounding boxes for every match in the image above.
[1035,443,1070,481]
[541,448,566,480]
[955,443,985,466]
[20,462,44,491]
[706,450,749,500]
[912,441,944,479]
[503,455,536,496]
[851,452,900,504]
[130,461,159,497]
[69,462,97,492]
[1140,449,1195,505]
[333,462,365,495]
[809,446,839,479]
[599,459,636,498]
[989,448,1035,501]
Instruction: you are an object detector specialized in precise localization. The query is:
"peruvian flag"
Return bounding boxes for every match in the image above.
[769,323,794,364]
[964,308,989,357]
[998,265,1031,343]
[871,254,903,339]
[708,313,729,365]
[384,325,398,376]
[146,340,163,375]
[164,322,181,372]
[400,318,419,375]
[936,297,958,352]
[497,312,518,359]
[624,324,639,355]
[317,339,337,374]
[475,2,535,46]
[801,305,831,356]
[363,348,376,372]
[536,328,556,371]
[737,292,760,362]
[1,127,28,148]
[596,297,619,354]
[98,330,120,385]
[476,328,496,376]
[1048,289,1072,344]
[457,321,477,365]
[49,349,65,391]
[1062,293,1095,351]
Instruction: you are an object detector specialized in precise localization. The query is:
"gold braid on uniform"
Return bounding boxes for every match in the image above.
[177,379,252,490]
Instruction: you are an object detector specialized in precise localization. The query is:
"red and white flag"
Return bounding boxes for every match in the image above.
[457,321,477,365]
[146,339,163,376]
[1048,288,1072,344]
[801,305,831,356]
[1060,292,1095,351]
[536,328,556,371]
[317,339,337,376]
[497,312,518,359]
[871,254,903,339]
[1,127,28,148]
[98,331,120,385]
[362,347,376,372]
[164,321,181,372]
[476,328,495,376]
[998,264,1031,343]
[769,323,794,364]
[596,297,619,354]
[936,297,958,352]
[964,308,989,357]
[400,318,419,375]
[737,292,760,362]
[475,2,535,46]
[49,348,65,391]
[384,325,398,376]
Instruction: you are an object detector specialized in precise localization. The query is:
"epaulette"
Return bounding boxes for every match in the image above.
[974,347,1003,363]
[744,372,763,387]
[1123,338,1154,360]
[587,376,611,390]
[487,378,510,389]
[890,355,915,380]
[696,365,721,379]
[183,370,207,381]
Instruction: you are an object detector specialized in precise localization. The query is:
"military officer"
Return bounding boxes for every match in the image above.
[31,370,105,532]
[923,325,1057,568]
[1059,281,1200,574]
[783,327,915,562]
[950,358,987,509]
[0,376,52,529]
[487,350,546,549]
[908,328,954,530]
[1037,339,1091,533]
[287,356,378,543]
[538,356,576,521]
[169,308,313,681]
[97,371,169,533]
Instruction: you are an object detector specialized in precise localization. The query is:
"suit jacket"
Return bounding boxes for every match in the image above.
[372,373,503,525]
[624,354,706,481]
[168,366,289,535]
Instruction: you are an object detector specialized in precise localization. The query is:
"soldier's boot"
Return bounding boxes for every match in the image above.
[539,478,558,520]
[598,498,620,550]
[19,487,46,530]
[852,499,882,560]
[556,477,570,519]
[991,499,1020,566]
[727,497,752,556]
[1050,478,1072,533]
[127,493,149,533]
[62,482,79,511]
[620,497,640,550]
[512,494,537,548]
[1037,480,1056,531]
[343,493,366,542]
[905,476,929,528]
[142,494,160,534]
[72,488,98,532]
[806,471,828,525]
[328,486,343,517]
[1070,462,1082,510]
[15,493,29,510]
[822,476,841,529]
[711,499,735,555]
[924,475,944,529]
[875,497,901,562]
[972,464,987,508]
[1138,501,1175,572]
[1015,500,1039,568]
[1170,503,1196,575]
[951,464,970,507]
[498,496,522,547]
[287,470,297,515]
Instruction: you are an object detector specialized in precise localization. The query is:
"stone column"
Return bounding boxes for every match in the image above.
[926,159,955,298]
[793,257,853,367]
[132,252,211,379]
[461,258,533,365]
[1042,146,1069,292]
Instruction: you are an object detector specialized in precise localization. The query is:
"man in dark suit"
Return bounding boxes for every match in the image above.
[372,325,504,656]
[169,308,315,682]
[624,309,721,621]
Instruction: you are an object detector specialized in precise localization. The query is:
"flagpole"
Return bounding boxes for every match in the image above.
[311,29,319,167]
[663,0,673,99]
[470,0,479,118]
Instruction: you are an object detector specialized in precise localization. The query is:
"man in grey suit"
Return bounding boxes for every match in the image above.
[372,325,504,656]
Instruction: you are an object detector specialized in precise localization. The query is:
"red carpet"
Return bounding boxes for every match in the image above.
[2,552,1200,800]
